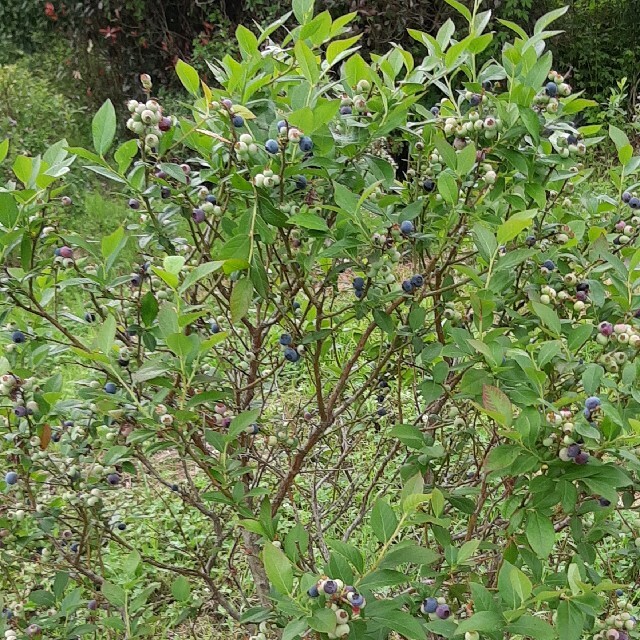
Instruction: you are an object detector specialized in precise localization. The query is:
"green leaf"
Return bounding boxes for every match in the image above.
[531,301,561,335]
[456,142,476,176]
[114,139,138,173]
[533,5,568,33]
[0,192,19,228]
[0,139,9,163]
[171,576,191,602]
[525,511,555,557]
[507,615,554,640]
[176,59,200,96]
[434,136,457,171]
[92,99,117,156]
[95,315,116,356]
[455,611,503,635]
[231,278,253,324]
[370,499,398,543]
[369,608,426,640]
[497,561,531,608]
[482,385,513,427]
[101,582,126,607]
[289,212,328,231]
[282,618,308,640]
[473,223,497,263]
[292,0,314,24]
[581,363,604,396]
[236,24,258,58]
[263,542,293,594]
[437,172,459,205]
[307,608,336,633]
[140,292,159,326]
[609,124,630,152]
[179,261,224,293]
[228,409,260,438]
[556,600,585,640]
[294,40,319,84]
[497,210,537,244]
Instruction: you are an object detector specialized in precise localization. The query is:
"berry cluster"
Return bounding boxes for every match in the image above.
[591,601,637,640]
[308,577,366,638]
[597,322,640,373]
[125,76,173,153]
[420,595,452,620]
[533,70,573,113]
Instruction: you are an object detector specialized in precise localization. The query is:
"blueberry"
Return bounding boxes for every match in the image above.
[284,347,300,362]
[276,119,287,131]
[422,178,435,192]
[430,106,440,116]
[299,136,313,152]
[323,580,337,595]
[525,235,536,247]
[545,81,558,97]
[205,194,217,205]
[422,597,438,614]
[599,497,612,507]
[171,484,179,491]
[128,198,140,210]
[340,105,352,115]
[583,408,592,420]
[131,273,142,287]
[161,187,171,199]
[377,407,387,416]
[279,333,293,346]
[307,584,319,597]
[232,115,244,127]
[87,599,98,611]
[14,406,27,417]
[585,396,601,411]
[354,289,365,299]
[629,197,640,210]
[616,588,624,596]
[292,301,301,310]
[469,94,481,106]
[265,139,279,154]
[402,280,414,293]
[63,420,74,427]
[70,542,79,552]
[192,208,206,224]
[482,80,493,91]
[576,281,589,292]
[410,274,424,288]
[622,191,632,203]
[566,444,581,458]
[210,322,220,334]
[353,277,365,290]
[574,451,589,465]
[11,330,25,344]
[435,604,450,619]
[116,522,126,531]
[542,260,555,271]
[85,312,96,323]
[400,220,415,234]
[5,471,18,485]
[350,593,364,607]
[576,291,587,302]
[104,382,117,394]
[107,473,121,486]
[294,175,307,190]
[567,134,578,145]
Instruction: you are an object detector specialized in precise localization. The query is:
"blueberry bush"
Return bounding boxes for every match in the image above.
[1,1,640,639]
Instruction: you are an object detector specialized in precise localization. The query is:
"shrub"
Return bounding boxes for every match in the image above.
[1,1,640,640]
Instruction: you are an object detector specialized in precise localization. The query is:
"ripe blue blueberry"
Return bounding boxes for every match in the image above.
[354,289,365,299]
[600,498,612,507]
[295,175,307,190]
[5,471,18,485]
[423,178,435,192]
[322,580,337,595]
[350,593,364,607]
[430,106,440,116]
[629,197,640,210]
[265,139,279,154]
[85,312,96,323]
[104,382,117,394]
[410,274,424,288]
[402,280,414,293]
[232,115,244,127]
[616,588,624,596]
[545,81,558,97]
[116,522,126,531]
[421,597,438,614]
[400,220,414,234]
[14,406,27,417]
[567,134,578,145]
[308,584,320,597]
[128,198,140,210]
[192,208,206,224]
[377,407,387,416]
[131,273,142,287]
[205,194,217,205]
[87,599,98,611]
[574,451,589,465]
[292,301,301,310]
[161,187,171,199]
[340,105,352,115]
[11,330,25,344]
[525,235,536,247]
[279,333,293,346]
[542,260,555,271]
[585,396,601,411]
[435,604,451,619]
[284,347,300,362]
[107,473,121,486]
[622,191,632,203]
[353,277,365,290]
[469,94,481,106]
[210,322,220,334]
[299,136,313,152]
[276,119,287,131]
[566,443,581,458]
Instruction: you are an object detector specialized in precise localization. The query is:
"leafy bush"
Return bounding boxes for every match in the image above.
[1,2,640,640]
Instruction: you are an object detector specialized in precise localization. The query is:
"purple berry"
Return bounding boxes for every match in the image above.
[192,208,206,224]
[599,322,613,336]
[284,347,300,363]
[232,115,244,127]
[410,274,424,288]
[574,451,589,465]
[402,280,414,293]
[566,444,581,458]
[107,473,121,486]
[585,396,601,411]
[435,604,450,619]
[128,198,140,210]
[322,580,337,595]
[279,333,292,346]
[629,197,640,210]
[622,191,632,203]
[340,105,352,115]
